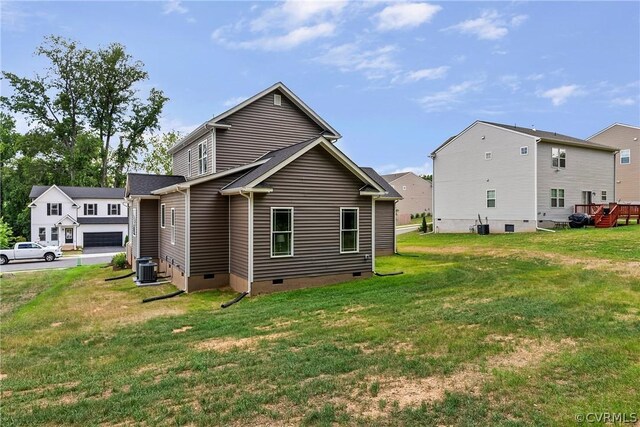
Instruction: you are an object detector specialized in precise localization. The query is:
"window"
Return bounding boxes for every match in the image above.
[551,189,565,208]
[187,149,192,177]
[51,227,58,242]
[132,208,137,236]
[620,149,630,165]
[170,208,176,245]
[486,190,496,208]
[274,93,282,106]
[520,146,529,155]
[108,204,121,215]
[38,227,46,241]
[84,203,97,215]
[160,204,166,228]
[485,152,493,160]
[601,190,607,201]
[198,141,208,174]
[552,147,566,168]
[271,208,293,257]
[47,203,62,216]
[340,208,359,253]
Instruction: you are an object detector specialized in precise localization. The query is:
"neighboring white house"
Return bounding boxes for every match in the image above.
[29,185,128,249]
[430,121,617,233]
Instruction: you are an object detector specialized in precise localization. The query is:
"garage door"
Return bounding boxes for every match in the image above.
[83,232,123,247]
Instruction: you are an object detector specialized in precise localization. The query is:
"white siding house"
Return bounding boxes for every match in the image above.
[29,185,128,249]
[430,121,617,233]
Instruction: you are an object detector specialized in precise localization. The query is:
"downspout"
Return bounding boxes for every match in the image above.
[239,192,253,295]
[176,187,190,290]
[534,137,555,233]
[430,153,436,234]
[204,124,216,174]
[393,200,398,253]
[371,196,376,272]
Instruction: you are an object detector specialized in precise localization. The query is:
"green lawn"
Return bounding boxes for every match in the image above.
[1,227,639,426]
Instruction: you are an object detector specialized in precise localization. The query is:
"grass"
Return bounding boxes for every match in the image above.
[1,227,639,426]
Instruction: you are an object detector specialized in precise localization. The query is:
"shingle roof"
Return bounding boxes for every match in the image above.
[362,167,403,199]
[77,217,128,224]
[30,185,124,200]
[381,172,410,183]
[126,173,186,196]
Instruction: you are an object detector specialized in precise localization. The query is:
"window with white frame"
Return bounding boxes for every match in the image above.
[552,148,566,168]
[160,204,166,228]
[84,203,97,215]
[271,208,293,257]
[520,146,529,155]
[38,227,46,241]
[108,203,121,215]
[47,203,62,216]
[486,190,496,208]
[198,141,207,174]
[170,208,176,245]
[340,208,359,253]
[601,190,607,201]
[620,149,630,165]
[51,227,58,242]
[485,152,493,160]
[187,149,192,177]
[551,189,565,207]
[132,208,137,236]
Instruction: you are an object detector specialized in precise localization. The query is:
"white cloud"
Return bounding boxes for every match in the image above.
[222,96,249,108]
[527,73,545,81]
[500,75,520,93]
[318,43,400,80]
[375,2,442,31]
[251,0,347,31]
[418,79,484,112]
[213,22,335,51]
[399,66,450,83]
[445,10,527,40]
[610,97,636,106]
[163,0,188,15]
[539,84,583,106]
[388,161,433,176]
[159,117,199,135]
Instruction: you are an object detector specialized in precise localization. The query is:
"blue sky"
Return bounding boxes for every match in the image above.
[2,1,639,175]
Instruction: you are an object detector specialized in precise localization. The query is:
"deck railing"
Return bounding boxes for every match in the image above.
[575,203,640,226]
[574,204,604,215]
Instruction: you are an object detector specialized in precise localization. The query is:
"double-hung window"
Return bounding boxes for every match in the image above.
[198,141,207,174]
[601,190,607,201]
[51,227,59,242]
[84,203,97,215]
[38,227,46,241]
[620,149,630,165]
[340,208,359,253]
[170,208,176,245]
[486,190,496,208]
[551,189,565,208]
[187,149,192,177]
[271,208,293,257]
[552,148,566,168]
[108,203,121,215]
[47,203,62,216]
[132,208,137,236]
[160,204,166,228]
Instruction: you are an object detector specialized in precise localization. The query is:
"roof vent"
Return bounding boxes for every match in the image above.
[274,94,282,106]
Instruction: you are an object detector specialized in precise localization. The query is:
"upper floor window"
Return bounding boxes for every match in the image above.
[486,190,496,208]
[271,208,293,257]
[551,188,565,208]
[552,148,566,168]
[274,93,282,106]
[47,203,62,216]
[485,152,493,160]
[520,146,529,155]
[108,203,121,215]
[198,141,207,174]
[187,149,192,177]
[84,203,98,216]
[620,149,630,165]
[340,208,359,253]
[160,204,166,228]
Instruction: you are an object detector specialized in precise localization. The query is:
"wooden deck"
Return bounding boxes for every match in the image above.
[574,203,640,228]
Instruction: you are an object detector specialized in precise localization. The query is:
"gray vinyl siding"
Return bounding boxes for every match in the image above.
[215,89,324,171]
[375,201,395,255]
[189,173,243,275]
[390,173,432,215]
[172,133,213,178]
[159,191,186,271]
[252,145,372,281]
[230,195,249,279]
[139,199,158,258]
[536,142,615,221]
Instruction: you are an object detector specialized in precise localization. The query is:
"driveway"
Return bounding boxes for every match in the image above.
[82,246,125,254]
[0,249,122,273]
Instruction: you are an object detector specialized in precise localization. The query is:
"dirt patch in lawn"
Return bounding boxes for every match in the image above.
[195,332,293,353]
[254,318,299,331]
[172,326,193,334]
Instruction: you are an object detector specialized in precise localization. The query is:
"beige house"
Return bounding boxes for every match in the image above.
[588,123,639,203]
[382,172,432,223]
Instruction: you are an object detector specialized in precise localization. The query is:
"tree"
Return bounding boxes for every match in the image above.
[420,215,428,233]
[420,174,432,181]
[142,131,181,175]
[0,217,11,248]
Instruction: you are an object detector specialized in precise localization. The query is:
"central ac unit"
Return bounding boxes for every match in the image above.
[139,262,157,283]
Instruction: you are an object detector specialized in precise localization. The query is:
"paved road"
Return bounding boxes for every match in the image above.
[0,250,123,273]
[396,224,420,235]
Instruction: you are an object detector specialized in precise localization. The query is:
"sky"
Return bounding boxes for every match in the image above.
[2,1,639,176]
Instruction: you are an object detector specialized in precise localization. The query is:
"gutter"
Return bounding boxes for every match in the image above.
[176,187,190,287]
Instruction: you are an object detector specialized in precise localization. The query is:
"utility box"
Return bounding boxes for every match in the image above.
[136,256,153,281]
[477,224,490,235]
[139,262,157,283]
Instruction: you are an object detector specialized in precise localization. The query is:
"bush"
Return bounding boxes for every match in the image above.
[421,212,426,218]
[419,216,428,233]
[124,234,129,245]
[410,214,414,219]
[111,253,127,269]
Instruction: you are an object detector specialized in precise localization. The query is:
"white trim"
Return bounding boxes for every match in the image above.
[551,147,566,169]
[170,208,176,245]
[340,207,359,254]
[220,187,274,196]
[212,128,217,174]
[393,200,398,251]
[248,193,254,292]
[54,214,79,226]
[587,123,640,140]
[132,207,137,237]
[270,207,294,258]
[550,188,565,208]
[28,184,77,208]
[185,188,190,277]
[371,198,375,271]
[520,146,529,155]
[486,189,496,208]
[187,149,192,178]
[160,204,166,228]
[484,151,492,160]
[197,140,208,175]
[167,122,231,155]
[620,149,631,165]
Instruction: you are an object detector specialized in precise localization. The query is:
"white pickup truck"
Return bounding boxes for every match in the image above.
[0,242,63,265]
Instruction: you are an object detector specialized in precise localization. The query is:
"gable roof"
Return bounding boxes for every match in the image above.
[30,185,124,200]
[55,214,79,226]
[362,168,402,199]
[381,172,411,183]
[126,173,186,197]
[220,136,385,195]
[168,82,341,155]
[588,123,640,140]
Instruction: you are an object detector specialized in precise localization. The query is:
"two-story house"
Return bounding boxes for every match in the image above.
[588,123,640,203]
[430,121,617,233]
[382,171,432,223]
[125,82,401,295]
[28,185,128,249]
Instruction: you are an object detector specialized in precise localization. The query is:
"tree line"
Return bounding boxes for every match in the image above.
[1,36,178,240]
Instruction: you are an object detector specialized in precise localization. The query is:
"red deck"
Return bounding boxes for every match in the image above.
[574,203,640,228]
